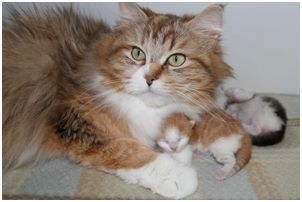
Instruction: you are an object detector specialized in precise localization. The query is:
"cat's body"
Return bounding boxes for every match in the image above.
[222,88,287,146]
[158,111,252,180]
[3,3,232,198]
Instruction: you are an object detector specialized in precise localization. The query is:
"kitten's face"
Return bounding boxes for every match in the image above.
[158,127,190,153]
[97,3,231,109]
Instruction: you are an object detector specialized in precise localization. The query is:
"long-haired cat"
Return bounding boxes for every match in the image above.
[158,111,252,180]
[3,3,232,198]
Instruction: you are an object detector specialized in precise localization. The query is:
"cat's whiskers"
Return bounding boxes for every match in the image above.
[173,85,229,123]
[174,89,227,123]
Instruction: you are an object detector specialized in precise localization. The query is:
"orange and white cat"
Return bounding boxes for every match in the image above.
[157,113,195,166]
[3,3,232,198]
[158,111,252,180]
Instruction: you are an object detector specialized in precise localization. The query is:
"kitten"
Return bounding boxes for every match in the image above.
[190,109,252,180]
[157,113,195,166]
[158,111,252,180]
[3,3,232,198]
[223,88,287,146]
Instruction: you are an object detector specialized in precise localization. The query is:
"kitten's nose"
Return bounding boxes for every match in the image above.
[170,143,178,151]
[145,75,155,86]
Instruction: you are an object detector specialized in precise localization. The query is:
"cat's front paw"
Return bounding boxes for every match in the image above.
[117,154,198,199]
[150,154,198,199]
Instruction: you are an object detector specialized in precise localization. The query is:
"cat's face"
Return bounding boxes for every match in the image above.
[97,3,231,109]
[158,127,190,153]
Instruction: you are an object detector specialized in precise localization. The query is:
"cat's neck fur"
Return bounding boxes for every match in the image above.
[100,83,201,147]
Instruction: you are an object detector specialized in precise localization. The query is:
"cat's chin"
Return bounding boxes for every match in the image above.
[137,92,172,108]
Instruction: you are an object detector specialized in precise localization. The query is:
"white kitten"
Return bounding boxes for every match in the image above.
[219,88,287,146]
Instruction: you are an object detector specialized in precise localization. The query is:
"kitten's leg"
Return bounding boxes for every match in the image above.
[171,145,193,166]
[209,135,241,180]
[224,88,255,103]
[53,104,198,199]
[213,153,236,180]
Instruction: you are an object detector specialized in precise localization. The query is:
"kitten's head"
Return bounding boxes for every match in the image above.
[158,113,195,153]
[97,3,232,109]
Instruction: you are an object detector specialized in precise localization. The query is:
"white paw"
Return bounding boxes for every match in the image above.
[214,168,235,181]
[117,154,198,199]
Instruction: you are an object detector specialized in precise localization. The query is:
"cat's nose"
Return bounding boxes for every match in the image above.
[170,143,178,151]
[144,75,155,86]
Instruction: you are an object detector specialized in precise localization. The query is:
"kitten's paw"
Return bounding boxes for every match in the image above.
[214,169,229,181]
[224,88,254,103]
[214,168,235,181]
[117,154,198,199]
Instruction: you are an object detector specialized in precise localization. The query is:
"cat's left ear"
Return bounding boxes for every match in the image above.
[118,3,148,24]
[186,4,225,38]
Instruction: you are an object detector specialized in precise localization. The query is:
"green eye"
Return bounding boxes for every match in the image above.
[131,47,146,61]
[167,54,186,67]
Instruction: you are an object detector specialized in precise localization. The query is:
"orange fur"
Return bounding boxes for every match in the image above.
[3,3,232,177]
[191,109,252,177]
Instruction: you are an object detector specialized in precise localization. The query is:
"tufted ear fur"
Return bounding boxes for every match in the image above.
[186,4,225,38]
[118,3,148,24]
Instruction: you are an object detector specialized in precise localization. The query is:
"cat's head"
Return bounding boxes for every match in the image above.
[96,3,232,110]
[158,113,195,153]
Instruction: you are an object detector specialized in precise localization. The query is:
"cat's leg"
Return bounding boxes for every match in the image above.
[212,152,236,180]
[171,145,193,166]
[67,138,198,199]
[53,104,198,199]
[209,135,241,180]
[224,88,255,104]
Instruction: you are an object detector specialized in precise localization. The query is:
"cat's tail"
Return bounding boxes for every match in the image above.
[229,134,252,177]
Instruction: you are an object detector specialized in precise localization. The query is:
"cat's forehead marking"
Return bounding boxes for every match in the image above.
[139,17,186,62]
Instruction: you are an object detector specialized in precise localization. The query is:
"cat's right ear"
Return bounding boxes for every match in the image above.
[118,3,148,24]
[186,4,225,39]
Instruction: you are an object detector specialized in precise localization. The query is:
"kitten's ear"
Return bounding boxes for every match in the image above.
[186,4,225,38]
[189,120,196,129]
[118,3,148,23]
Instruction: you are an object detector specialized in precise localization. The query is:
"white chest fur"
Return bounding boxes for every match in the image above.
[104,92,200,147]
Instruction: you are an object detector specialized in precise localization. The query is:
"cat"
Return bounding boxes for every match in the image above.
[158,111,252,180]
[3,3,232,198]
[222,88,287,146]
[157,113,195,166]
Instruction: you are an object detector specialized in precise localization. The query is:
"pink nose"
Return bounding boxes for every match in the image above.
[170,143,178,151]
[145,75,155,86]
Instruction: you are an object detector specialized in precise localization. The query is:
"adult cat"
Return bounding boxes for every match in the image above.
[3,3,231,198]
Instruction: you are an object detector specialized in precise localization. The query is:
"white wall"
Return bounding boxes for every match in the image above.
[3,2,300,95]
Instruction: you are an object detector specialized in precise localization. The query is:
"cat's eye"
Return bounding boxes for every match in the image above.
[167,54,186,67]
[131,47,146,61]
